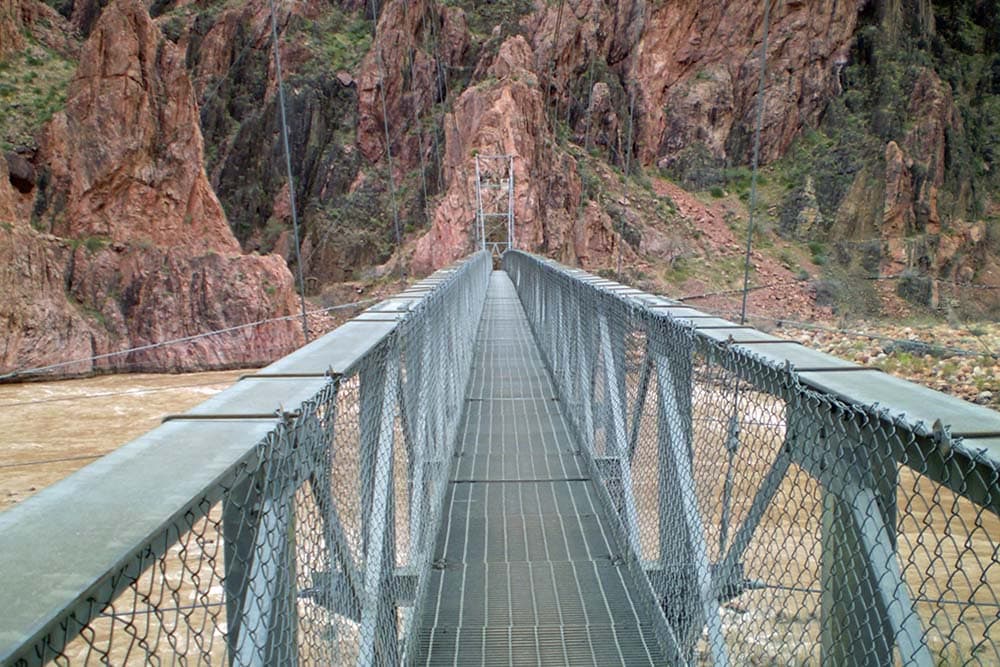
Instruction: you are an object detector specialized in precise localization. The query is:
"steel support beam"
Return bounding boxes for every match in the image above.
[358,348,401,667]
[653,351,729,666]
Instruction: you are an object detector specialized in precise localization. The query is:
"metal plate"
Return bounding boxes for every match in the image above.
[262,320,397,375]
[799,369,1000,437]
[184,377,330,416]
[734,341,859,371]
[697,327,784,344]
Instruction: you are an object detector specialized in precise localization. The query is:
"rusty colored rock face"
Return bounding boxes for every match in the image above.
[412,34,627,273]
[3,0,998,375]
[0,156,17,222]
[0,0,23,61]
[4,153,34,193]
[524,0,861,168]
[365,0,866,273]
[0,0,303,377]
[39,0,236,252]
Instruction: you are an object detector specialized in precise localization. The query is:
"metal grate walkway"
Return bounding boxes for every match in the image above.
[413,271,666,666]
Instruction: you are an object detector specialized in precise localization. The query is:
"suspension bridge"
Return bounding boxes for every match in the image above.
[0,246,998,666]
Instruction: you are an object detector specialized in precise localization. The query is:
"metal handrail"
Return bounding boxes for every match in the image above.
[0,251,491,666]
[503,249,1000,665]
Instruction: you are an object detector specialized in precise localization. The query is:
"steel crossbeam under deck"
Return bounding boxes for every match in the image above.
[412,272,667,666]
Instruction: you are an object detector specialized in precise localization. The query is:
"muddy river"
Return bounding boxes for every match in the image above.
[0,371,244,511]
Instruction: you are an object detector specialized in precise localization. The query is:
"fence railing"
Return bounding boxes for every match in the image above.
[503,250,1000,666]
[0,251,491,666]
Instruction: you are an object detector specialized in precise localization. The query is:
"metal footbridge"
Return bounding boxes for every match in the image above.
[412,272,664,664]
[2,250,999,666]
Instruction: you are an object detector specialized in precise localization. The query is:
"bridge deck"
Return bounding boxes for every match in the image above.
[413,271,666,666]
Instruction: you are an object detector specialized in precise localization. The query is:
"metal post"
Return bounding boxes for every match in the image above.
[598,313,641,556]
[627,340,652,461]
[507,155,515,250]
[224,473,256,666]
[359,354,387,558]
[223,438,298,667]
[576,296,595,453]
[474,156,485,252]
[358,347,401,666]
[653,347,728,666]
[817,419,926,666]
[559,287,572,394]
[407,320,431,556]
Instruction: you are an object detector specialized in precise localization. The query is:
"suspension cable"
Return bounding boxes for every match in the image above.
[617,85,636,281]
[408,44,430,213]
[721,0,774,556]
[267,0,311,341]
[738,0,773,325]
[0,298,377,382]
[369,0,404,278]
[426,2,447,192]
[378,50,404,277]
[544,0,567,129]
[583,55,596,153]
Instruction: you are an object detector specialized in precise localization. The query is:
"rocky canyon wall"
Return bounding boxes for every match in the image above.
[0,0,23,61]
[400,0,867,272]
[1,0,302,376]
[3,0,999,377]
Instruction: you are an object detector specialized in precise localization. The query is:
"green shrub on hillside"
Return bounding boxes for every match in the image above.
[0,42,75,151]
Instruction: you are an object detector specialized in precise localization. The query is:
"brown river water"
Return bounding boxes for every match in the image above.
[1,372,996,664]
[0,371,244,511]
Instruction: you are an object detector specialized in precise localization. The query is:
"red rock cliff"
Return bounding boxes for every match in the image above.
[396,0,865,271]
[0,0,303,377]
[0,0,23,60]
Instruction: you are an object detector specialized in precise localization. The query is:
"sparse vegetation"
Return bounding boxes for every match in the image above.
[660,142,723,189]
[0,41,75,151]
[305,179,397,282]
[441,0,532,41]
[808,240,828,266]
[289,9,373,74]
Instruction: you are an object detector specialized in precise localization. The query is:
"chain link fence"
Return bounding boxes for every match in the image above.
[0,251,490,666]
[504,250,1000,666]
[4,247,998,666]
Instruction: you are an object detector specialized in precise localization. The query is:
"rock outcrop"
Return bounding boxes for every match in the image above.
[638,0,861,167]
[0,0,23,60]
[38,0,236,251]
[875,67,997,308]
[4,0,999,377]
[0,155,19,221]
[412,35,625,272]
[0,0,302,376]
[356,0,434,167]
[353,0,471,183]
[524,0,861,170]
[20,0,80,58]
[406,0,867,271]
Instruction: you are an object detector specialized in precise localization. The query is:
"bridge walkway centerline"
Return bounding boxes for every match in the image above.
[412,271,667,666]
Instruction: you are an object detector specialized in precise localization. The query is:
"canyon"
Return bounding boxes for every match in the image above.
[1,0,998,376]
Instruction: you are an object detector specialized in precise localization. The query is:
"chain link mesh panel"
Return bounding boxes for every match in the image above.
[3,252,491,667]
[503,250,1000,666]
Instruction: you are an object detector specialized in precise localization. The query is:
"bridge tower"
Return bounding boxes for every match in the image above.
[474,154,515,259]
